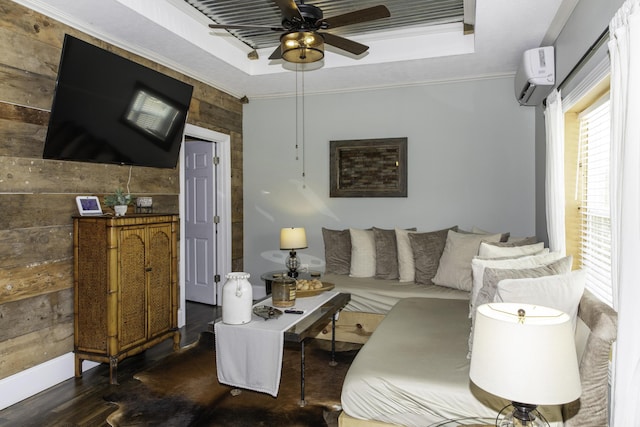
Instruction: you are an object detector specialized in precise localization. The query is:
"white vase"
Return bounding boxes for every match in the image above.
[222,272,253,324]
[114,205,127,216]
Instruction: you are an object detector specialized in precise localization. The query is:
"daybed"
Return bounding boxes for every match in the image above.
[315,227,617,427]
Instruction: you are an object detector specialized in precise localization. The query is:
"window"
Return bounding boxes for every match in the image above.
[564,72,613,307]
[576,95,613,306]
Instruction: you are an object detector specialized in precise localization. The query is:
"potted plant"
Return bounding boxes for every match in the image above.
[104,188,133,216]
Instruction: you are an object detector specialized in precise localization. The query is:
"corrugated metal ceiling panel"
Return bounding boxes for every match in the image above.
[185,0,464,50]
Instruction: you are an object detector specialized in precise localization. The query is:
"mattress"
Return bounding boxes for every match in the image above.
[341,298,563,426]
[322,273,469,314]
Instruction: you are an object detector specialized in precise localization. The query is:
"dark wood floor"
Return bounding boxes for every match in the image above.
[0,301,219,427]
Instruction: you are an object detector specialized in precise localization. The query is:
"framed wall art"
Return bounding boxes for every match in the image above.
[330,137,407,198]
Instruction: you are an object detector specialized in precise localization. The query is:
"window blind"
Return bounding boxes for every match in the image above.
[563,56,610,111]
[578,95,613,306]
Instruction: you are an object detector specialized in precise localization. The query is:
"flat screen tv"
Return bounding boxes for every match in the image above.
[43,35,194,168]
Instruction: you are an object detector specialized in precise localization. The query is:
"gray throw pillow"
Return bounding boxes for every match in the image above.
[476,256,573,309]
[408,226,458,286]
[460,228,511,242]
[432,230,503,291]
[467,256,573,357]
[322,228,351,275]
[373,227,416,280]
[483,236,538,247]
[563,289,617,426]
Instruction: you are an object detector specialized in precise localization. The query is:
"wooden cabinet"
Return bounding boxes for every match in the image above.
[73,214,180,384]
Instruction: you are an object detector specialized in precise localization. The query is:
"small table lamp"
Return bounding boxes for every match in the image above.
[280,227,307,278]
[469,303,581,427]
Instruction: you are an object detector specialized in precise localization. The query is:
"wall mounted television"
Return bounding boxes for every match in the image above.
[43,34,194,169]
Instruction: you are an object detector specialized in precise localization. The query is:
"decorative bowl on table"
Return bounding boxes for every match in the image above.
[295,279,335,297]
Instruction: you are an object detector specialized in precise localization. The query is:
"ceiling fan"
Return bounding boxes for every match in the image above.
[208,0,391,63]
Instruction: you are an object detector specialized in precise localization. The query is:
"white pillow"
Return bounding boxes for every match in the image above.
[432,230,502,291]
[470,251,562,316]
[395,228,417,282]
[493,269,585,329]
[349,228,376,278]
[477,241,546,258]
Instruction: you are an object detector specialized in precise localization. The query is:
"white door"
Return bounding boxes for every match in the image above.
[184,139,218,304]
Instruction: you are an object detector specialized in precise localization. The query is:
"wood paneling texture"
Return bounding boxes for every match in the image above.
[0,260,72,304]
[0,0,243,380]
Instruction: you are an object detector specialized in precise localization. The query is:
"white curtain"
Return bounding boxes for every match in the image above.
[609,0,640,424]
[544,89,566,254]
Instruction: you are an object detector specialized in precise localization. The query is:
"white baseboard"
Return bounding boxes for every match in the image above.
[0,352,99,411]
[178,307,185,328]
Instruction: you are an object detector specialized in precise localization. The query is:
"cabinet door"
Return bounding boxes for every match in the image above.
[147,223,174,338]
[118,226,147,350]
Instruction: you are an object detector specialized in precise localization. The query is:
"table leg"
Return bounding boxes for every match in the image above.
[329,313,338,367]
[299,340,307,407]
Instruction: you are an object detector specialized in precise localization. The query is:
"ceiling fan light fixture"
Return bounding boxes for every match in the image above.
[280,31,324,63]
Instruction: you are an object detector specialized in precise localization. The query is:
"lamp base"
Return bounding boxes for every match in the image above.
[498,402,547,427]
[285,250,300,278]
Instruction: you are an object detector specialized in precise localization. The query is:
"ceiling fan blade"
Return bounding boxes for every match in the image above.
[321,5,390,29]
[209,23,283,31]
[320,32,369,56]
[272,0,303,23]
[268,45,282,60]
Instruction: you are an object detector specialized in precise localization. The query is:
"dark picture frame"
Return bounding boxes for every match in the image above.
[330,137,408,198]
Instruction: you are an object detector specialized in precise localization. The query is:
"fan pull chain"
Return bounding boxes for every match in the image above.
[295,67,299,161]
[294,65,306,188]
[301,68,306,188]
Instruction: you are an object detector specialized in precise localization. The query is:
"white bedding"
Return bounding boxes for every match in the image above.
[341,298,563,426]
[322,273,469,314]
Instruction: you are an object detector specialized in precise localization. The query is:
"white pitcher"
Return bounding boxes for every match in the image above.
[221,272,253,324]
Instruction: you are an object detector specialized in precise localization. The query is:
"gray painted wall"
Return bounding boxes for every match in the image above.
[534,0,625,243]
[243,76,535,297]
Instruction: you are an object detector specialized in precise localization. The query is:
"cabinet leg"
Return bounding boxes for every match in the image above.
[74,355,83,378]
[173,330,181,351]
[109,357,119,385]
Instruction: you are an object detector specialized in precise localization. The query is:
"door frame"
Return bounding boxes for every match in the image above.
[178,124,232,327]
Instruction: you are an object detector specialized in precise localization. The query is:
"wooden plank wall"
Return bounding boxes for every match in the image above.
[0,0,244,380]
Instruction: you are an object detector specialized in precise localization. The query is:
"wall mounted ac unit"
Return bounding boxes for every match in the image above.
[514,46,555,106]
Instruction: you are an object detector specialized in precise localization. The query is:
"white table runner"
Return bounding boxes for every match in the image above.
[215,291,339,396]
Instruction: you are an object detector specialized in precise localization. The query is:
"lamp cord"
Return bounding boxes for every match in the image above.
[496,404,510,425]
[126,165,132,195]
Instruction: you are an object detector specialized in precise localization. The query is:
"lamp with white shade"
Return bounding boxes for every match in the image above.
[469,303,581,427]
[280,227,308,278]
